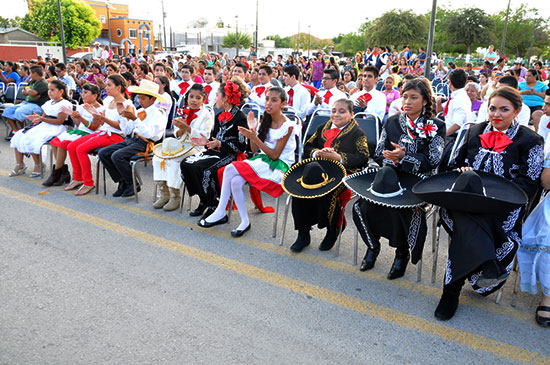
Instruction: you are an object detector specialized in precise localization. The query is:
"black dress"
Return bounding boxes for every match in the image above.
[180,107,247,208]
[292,119,369,233]
[352,114,446,263]
[442,120,544,295]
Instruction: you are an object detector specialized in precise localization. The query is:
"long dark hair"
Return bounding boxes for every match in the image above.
[82,83,103,105]
[256,87,287,142]
[402,78,434,119]
[156,75,171,95]
[107,74,127,94]
[49,79,69,100]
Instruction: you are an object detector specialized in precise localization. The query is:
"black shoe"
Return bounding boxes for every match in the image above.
[360,245,380,271]
[201,207,216,220]
[121,184,141,197]
[113,182,127,197]
[190,202,207,217]
[42,165,61,187]
[231,223,251,237]
[52,164,70,186]
[198,215,228,228]
[387,250,410,280]
[290,230,311,253]
[319,229,339,251]
[434,291,460,321]
[4,131,14,141]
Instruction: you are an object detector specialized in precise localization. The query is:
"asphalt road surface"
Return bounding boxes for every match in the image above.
[0,134,548,364]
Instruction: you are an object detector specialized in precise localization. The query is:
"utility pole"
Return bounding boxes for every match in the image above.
[235,15,239,57]
[307,25,311,59]
[500,0,511,54]
[423,0,437,80]
[161,0,167,51]
[56,0,67,63]
[254,0,259,50]
[105,0,112,49]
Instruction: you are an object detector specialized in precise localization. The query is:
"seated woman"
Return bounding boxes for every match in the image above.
[289,98,370,252]
[517,140,550,327]
[352,78,446,279]
[152,84,213,211]
[465,82,482,121]
[436,86,544,321]
[198,87,297,236]
[43,83,104,187]
[98,79,166,198]
[65,74,132,195]
[10,80,72,178]
[180,78,249,219]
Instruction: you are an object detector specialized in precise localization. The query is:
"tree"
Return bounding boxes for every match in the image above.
[215,18,224,28]
[20,0,101,49]
[440,8,494,55]
[333,32,364,55]
[265,35,291,48]
[367,10,428,47]
[0,16,22,28]
[222,32,252,49]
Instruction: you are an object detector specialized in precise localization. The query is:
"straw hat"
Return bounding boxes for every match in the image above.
[152,137,195,159]
[127,79,166,103]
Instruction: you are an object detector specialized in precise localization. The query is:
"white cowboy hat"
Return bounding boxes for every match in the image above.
[153,137,195,159]
[127,79,166,103]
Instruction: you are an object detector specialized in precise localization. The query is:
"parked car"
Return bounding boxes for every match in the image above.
[67,52,93,63]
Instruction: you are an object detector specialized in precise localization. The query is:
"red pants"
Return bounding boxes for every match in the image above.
[50,137,71,150]
[67,132,124,186]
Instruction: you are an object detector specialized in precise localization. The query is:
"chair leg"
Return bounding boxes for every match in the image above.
[333,206,345,258]
[227,196,234,222]
[179,184,186,213]
[417,258,422,282]
[131,161,139,203]
[431,223,441,284]
[102,165,106,196]
[279,195,291,246]
[431,208,438,253]
[95,157,100,195]
[510,258,520,307]
[353,226,358,266]
[272,195,280,238]
[39,145,44,178]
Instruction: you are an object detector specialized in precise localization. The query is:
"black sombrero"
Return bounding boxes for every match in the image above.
[282,158,346,199]
[412,170,528,214]
[343,166,426,208]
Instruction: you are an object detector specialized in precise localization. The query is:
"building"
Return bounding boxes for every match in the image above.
[84,0,155,55]
[0,27,63,61]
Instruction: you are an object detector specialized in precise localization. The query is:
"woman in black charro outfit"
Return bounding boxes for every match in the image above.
[181,78,249,219]
[352,78,446,280]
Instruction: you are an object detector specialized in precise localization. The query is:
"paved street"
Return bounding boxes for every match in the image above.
[0,134,548,364]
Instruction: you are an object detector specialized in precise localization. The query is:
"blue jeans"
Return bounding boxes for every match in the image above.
[2,101,43,122]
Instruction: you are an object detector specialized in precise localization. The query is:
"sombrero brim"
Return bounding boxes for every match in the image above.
[412,170,528,214]
[152,140,195,159]
[127,85,166,103]
[344,167,426,209]
[282,158,346,199]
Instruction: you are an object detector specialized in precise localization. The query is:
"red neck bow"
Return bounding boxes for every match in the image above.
[224,81,241,106]
[179,81,190,95]
[182,108,200,125]
[443,96,452,117]
[323,90,333,104]
[204,84,212,104]
[219,111,233,124]
[479,130,513,154]
[287,88,294,106]
[358,92,372,105]
[255,86,267,97]
[323,127,341,148]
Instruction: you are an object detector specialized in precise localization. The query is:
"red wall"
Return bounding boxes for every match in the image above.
[0,45,38,61]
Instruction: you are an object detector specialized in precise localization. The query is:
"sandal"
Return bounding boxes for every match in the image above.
[74,185,95,196]
[29,164,43,178]
[65,180,84,191]
[9,163,27,177]
[536,306,550,327]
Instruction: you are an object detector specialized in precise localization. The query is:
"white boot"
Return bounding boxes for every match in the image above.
[153,181,169,209]
[163,187,181,211]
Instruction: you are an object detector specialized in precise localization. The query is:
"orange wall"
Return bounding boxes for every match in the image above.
[110,18,155,53]
[84,0,129,30]
[0,45,37,61]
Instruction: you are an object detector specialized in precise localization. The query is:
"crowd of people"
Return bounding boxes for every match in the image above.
[1,43,549,326]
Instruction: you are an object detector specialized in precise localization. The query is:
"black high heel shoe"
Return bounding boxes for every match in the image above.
[231,223,251,237]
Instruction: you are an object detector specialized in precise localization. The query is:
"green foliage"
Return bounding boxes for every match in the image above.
[367,10,428,47]
[215,18,224,28]
[20,0,101,49]
[0,16,23,28]
[333,32,365,56]
[222,32,252,48]
[265,35,291,48]
[440,7,494,54]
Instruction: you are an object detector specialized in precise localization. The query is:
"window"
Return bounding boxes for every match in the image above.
[100,15,106,24]
[116,28,122,37]
[129,28,137,39]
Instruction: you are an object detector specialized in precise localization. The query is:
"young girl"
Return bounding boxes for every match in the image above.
[382,76,400,115]
[10,80,72,178]
[43,83,104,187]
[198,87,297,237]
[152,84,213,211]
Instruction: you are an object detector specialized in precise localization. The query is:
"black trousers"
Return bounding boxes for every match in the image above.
[98,137,147,186]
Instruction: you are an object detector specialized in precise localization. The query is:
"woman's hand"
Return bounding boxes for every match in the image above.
[247,111,258,130]
[91,112,104,124]
[27,113,41,124]
[382,142,406,163]
[191,133,209,147]
[70,110,82,120]
[457,166,474,173]
[83,103,98,115]
[238,126,256,140]
[119,104,136,120]
[206,137,221,150]
[317,147,341,161]
[173,117,191,133]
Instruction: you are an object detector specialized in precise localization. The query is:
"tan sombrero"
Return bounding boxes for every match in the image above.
[127,79,166,103]
[153,137,195,159]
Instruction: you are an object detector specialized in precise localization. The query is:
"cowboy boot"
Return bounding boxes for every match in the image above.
[153,181,170,209]
[53,164,71,186]
[163,187,181,211]
[42,165,62,187]
[387,249,410,280]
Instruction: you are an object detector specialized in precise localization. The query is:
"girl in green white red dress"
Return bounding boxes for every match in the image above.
[199,87,297,237]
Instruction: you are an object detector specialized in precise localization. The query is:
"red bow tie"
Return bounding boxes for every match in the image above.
[323,128,341,148]
[287,89,294,106]
[479,131,513,153]
[323,90,333,104]
[443,96,452,117]
[358,92,372,105]
[182,108,200,125]
[204,85,212,104]
[179,81,190,95]
[218,111,233,124]
[255,86,266,97]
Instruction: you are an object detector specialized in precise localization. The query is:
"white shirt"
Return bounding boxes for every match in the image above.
[176,79,195,106]
[59,74,76,92]
[100,96,133,136]
[306,87,348,117]
[443,88,471,130]
[202,81,219,107]
[285,83,311,120]
[120,103,166,141]
[476,100,530,127]
[41,99,73,119]
[537,114,550,141]
[248,82,272,113]
[175,106,214,149]
[349,88,386,121]
[388,98,403,117]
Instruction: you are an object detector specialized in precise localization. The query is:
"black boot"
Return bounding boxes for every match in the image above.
[53,164,70,186]
[387,249,410,280]
[190,201,207,217]
[319,228,339,251]
[42,165,62,187]
[290,229,311,252]
[113,181,127,197]
[121,183,141,197]
[434,291,460,321]
[360,242,380,272]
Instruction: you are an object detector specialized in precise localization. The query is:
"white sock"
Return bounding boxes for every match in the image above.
[205,164,238,223]
[230,174,249,230]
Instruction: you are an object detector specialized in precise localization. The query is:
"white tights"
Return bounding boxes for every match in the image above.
[205,164,249,230]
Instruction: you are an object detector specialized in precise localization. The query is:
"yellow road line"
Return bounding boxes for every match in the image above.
[0,185,548,364]
[0,170,533,323]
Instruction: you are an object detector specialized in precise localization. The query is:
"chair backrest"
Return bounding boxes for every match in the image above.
[431,78,442,89]
[436,83,450,98]
[376,80,385,91]
[303,111,330,144]
[166,95,177,130]
[3,83,17,103]
[354,112,380,158]
[241,102,261,120]
[447,122,475,166]
[16,83,27,101]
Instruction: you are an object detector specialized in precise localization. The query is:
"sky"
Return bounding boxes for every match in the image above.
[5,0,548,40]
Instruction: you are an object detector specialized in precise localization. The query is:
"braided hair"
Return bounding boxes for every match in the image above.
[403,78,434,119]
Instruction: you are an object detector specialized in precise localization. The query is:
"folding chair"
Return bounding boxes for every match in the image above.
[240,102,261,120]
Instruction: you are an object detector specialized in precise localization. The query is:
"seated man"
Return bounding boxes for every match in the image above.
[98,79,166,197]
[247,65,273,114]
[283,65,311,120]
[306,69,347,117]
[177,64,195,106]
[349,65,386,121]
[202,66,219,107]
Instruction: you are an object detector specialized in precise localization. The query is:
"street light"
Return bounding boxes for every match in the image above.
[235,15,239,57]
[527,12,539,67]
[500,0,511,54]
[423,0,437,80]
[56,0,67,63]
[254,0,258,50]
